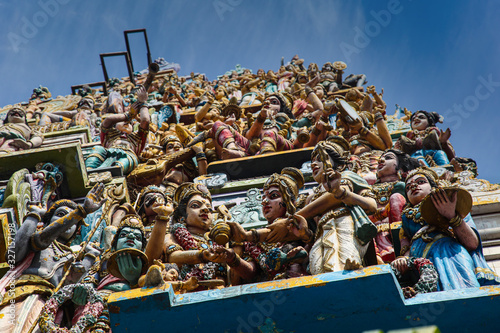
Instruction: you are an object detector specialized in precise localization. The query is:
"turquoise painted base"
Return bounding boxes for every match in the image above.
[108,265,499,332]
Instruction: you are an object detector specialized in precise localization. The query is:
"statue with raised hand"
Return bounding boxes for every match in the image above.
[0,183,105,332]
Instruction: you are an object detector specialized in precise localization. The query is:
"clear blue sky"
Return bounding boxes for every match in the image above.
[1,0,499,183]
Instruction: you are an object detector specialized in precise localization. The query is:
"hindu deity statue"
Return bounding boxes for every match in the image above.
[222,167,308,284]
[0,107,43,154]
[85,86,149,174]
[396,110,454,166]
[289,138,378,273]
[145,183,227,288]
[0,183,105,332]
[369,149,419,264]
[396,167,500,290]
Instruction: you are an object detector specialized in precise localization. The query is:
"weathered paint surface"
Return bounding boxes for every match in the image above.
[108,265,500,332]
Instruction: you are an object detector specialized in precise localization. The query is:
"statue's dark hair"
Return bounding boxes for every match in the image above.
[410,110,442,127]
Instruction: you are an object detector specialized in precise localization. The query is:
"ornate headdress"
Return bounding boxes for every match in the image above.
[160,134,182,148]
[405,167,438,184]
[117,214,146,234]
[173,182,211,206]
[313,137,350,170]
[263,167,304,215]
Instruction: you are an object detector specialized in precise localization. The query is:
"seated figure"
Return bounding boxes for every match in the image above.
[396,110,454,166]
[396,167,500,290]
[0,107,43,154]
[85,86,149,174]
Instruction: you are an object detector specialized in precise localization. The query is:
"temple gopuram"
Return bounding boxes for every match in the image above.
[1,29,500,333]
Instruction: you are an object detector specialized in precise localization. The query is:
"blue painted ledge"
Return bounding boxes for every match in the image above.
[108,265,500,333]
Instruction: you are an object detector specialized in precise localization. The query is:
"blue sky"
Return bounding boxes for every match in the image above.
[1,0,499,183]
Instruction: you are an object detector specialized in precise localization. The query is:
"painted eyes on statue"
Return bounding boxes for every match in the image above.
[405,177,428,192]
[268,98,280,106]
[119,230,142,241]
[189,200,209,209]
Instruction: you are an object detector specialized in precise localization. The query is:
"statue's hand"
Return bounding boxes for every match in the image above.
[440,128,451,144]
[83,183,106,215]
[117,252,142,284]
[28,203,46,217]
[136,85,148,103]
[182,276,199,291]
[266,218,290,243]
[84,242,102,257]
[9,139,31,150]
[227,221,250,243]
[72,284,89,306]
[151,202,174,219]
[322,167,342,195]
[430,188,458,221]
[286,215,310,241]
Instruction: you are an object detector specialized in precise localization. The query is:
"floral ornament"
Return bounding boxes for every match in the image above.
[39,283,105,333]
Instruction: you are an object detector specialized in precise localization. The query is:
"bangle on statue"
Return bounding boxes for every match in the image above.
[227,254,241,268]
[76,205,88,218]
[311,126,321,136]
[195,152,206,160]
[334,187,348,200]
[374,112,384,123]
[198,250,208,263]
[359,126,369,137]
[156,215,170,222]
[449,215,463,228]
[25,212,42,222]
[251,229,259,243]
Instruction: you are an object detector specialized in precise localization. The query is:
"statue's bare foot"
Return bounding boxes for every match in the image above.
[221,148,245,160]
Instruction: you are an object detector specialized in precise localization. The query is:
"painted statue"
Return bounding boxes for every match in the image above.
[85,86,149,174]
[395,167,500,290]
[0,183,105,332]
[0,107,43,154]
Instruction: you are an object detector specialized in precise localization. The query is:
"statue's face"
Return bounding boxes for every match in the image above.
[411,112,429,131]
[53,206,77,242]
[164,140,183,154]
[185,195,212,231]
[377,152,398,179]
[7,109,26,124]
[79,97,94,110]
[322,64,332,72]
[265,96,281,115]
[405,174,432,206]
[163,268,179,282]
[143,192,164,217]
[215,86,225,99]
[116,225,144,251]
[311,153,326,184]
[261,186,286,222]
[314,85,324,99]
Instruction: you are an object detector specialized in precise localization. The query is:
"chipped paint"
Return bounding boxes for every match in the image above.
[107,285,167,303]
[257,318,283,333]
[254,275,327,290]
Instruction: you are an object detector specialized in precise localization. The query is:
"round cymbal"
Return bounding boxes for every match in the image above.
[420,187,472,229]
